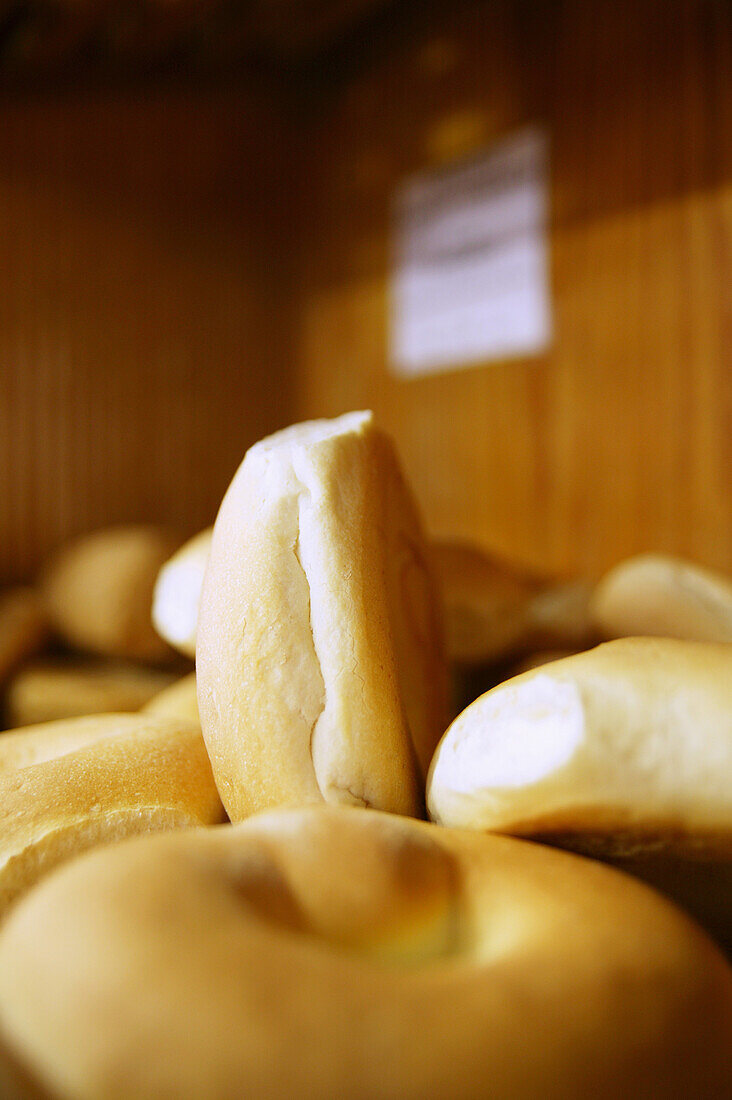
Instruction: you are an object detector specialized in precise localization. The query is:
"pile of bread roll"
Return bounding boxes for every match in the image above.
[0,409,730,1099]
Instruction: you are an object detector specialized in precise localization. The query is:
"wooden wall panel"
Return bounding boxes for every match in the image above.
[292,0,732,578]
[0,80,294,583]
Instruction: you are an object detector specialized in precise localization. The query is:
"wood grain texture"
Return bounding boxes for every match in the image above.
[291,0,732,578]
[0,78,295,583]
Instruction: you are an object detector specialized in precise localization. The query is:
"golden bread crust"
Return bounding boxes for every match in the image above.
[5,660,178,728]
[592,553,732,643]
[0,807,729,1099]
[197,412,447,821]
[428,638,732,853]
[143,672,199,724]
[0,712,224,918]
[42,526,181,663]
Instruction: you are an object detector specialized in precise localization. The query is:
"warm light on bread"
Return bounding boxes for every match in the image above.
[4,659,178,728]
[143,672,199,724]
[0,712,224,919]
[152,527,213,658]
[42,525,181,663]
[0,807,729,1099]
[591,553,732,642]
[197,412,448,821]
[428,638,732,854]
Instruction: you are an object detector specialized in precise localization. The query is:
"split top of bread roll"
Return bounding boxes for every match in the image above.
[0,712,224,919]
[197,411,448,821]
[42,525,181,663]
[152,527,213,658]
[0,807,729,1100]
[591,553,732,643]
[428,638,732,857]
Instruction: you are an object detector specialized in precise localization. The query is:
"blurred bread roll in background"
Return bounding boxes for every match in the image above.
[591,553,732,642]
[0,807,729,1099]
[428,540,538,665]
[0,589,49,686]
[525,578,597,650]
[42,525,182,663]
[430,540,597,668]
[152,527,212,658]
[0,712,224,920]
[143,672,199,724]
[197,411,448,822]
[4,659,177,729]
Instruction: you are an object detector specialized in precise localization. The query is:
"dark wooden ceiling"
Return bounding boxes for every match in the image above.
[0,0,391,83]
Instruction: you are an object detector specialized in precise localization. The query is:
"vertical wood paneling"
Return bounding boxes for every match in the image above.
[0,80,294,582]
[292,0,732,578]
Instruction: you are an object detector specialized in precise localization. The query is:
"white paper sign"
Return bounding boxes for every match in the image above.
[390,128,551,375]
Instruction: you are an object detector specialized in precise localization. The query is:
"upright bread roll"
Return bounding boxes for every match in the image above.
[4,659,178,728]
[0,712,224,918]
[428,638,732,852]
[42,525,181,663]
[0,589,49,686]
[197,411,448,821]
[143,672,199,724]
[592,553,732,642]
[0,807,729,1099]
[152,528,213,658]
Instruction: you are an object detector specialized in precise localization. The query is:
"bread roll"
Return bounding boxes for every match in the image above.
[197,412,448,821]
[428,638,732,854]
[525,578,597,649]
[0,712,224,919]
[152,528,212,658]
[143,672,199,724]
[0,807,729,1099]
[4,659,178,728]
[0,589,49,686]
[592,553,732,642]
[42,525,181,662]
[429,541,597,669]
[428,539,539,664]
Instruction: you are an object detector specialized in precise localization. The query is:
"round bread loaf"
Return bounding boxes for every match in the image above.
[0,712,224,919]
[197,411,448,821]
[42,525,181,663]
[0,589,49,686]
[591,553,732,642]
[4,659,178,728]
[152,528,212,658]
[0,807,729,1099]
[428,638,732,853]
[143,672,199,724]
